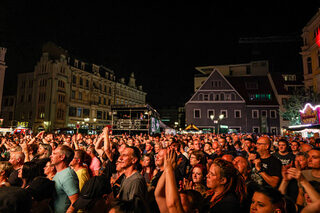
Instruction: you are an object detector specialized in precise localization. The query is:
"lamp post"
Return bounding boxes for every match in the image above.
[217,114,225,135]
[210,114,215,133]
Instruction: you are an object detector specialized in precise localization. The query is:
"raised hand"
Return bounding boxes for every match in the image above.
[165,148,177,170]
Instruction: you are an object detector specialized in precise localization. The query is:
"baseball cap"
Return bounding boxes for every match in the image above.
[73,175,112,210]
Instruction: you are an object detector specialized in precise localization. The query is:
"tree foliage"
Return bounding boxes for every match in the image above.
[281,88,320,126]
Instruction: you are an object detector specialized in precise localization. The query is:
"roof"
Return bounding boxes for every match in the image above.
[269,72,304,95]
[226,75,279,106]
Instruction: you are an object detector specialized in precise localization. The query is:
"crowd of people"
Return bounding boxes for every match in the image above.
[0,127,320,213]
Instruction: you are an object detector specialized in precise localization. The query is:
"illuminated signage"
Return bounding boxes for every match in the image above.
[317,29,320,48]
[299,103,320,125]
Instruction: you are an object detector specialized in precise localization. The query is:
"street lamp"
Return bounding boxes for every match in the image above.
[217,114,225,134]
[210,114,215,133]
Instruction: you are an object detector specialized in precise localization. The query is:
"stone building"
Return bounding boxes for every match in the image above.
[301,8,320,94]
[14,42,146,132]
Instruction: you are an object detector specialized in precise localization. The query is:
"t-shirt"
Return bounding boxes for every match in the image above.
[272,152,295,166]
[118,171,148,212]
[208,192,242,213]
[53,167,79,213]
[75,168,90,191]
[119,172,147,201]
[89,156,101,176]
[250,155,282,187]
[8,169,22,187]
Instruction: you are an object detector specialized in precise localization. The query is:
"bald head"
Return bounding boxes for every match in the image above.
[301,144,312,153]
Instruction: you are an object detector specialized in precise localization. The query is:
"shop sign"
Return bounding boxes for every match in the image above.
[300,103,320,125]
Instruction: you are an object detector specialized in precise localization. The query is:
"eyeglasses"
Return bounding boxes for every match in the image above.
[256,143,267,146]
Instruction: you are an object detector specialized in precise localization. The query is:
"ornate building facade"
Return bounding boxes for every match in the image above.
[14,42,146,132]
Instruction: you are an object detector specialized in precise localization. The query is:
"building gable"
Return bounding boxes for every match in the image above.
[186,69,245,104]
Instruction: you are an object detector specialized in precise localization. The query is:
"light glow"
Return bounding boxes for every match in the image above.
[299,103,320,113]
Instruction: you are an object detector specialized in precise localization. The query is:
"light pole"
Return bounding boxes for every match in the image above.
[217,114,224,134]
[210,114,215,133]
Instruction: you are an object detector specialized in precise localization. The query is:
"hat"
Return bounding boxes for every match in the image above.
[73,175,112,210]
[26,176,56,201]
[0,186,32,213]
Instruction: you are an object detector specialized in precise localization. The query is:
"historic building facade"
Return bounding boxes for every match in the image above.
[301,8,320,94]
[186,61,280,134]
[14,42,146,132]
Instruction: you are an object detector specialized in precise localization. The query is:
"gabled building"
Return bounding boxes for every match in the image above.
[185,65,280,134]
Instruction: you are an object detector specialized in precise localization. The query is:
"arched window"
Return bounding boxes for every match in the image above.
[210,93,214,101]
[199,93,203,101]
[220,93,225,101]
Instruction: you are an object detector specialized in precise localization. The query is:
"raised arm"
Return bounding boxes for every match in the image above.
[155,169,169,213]
[103,127,113,161]
[165,149,183,213]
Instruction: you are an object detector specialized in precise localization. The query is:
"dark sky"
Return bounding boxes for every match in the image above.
[1,1,320,109]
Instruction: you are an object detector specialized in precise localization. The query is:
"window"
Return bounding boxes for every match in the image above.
[80,77,83,86]
[307,57,312,74]
[77,108,82,117]
[220,93,224,101]
[212,80,222,88]
[270,127,277,135]
[207,109,215,118]
[71,90,75,99]
[234,110,241,118]
[79,92,82,100]
[194,109,201,118]
[270,110,277,119]
[252,127,260,133]
[204,94,209,101]
[86,80,89,88]
[58,94,65,103]
[220,110,228,118]
[58,80,65,88]
[252,110,259,119]
[83,109,90,117]
[97,111,102,119]
[198,94,203,101]
[72,75,76,84]
[261,110,267,118]
[215,94,220,101]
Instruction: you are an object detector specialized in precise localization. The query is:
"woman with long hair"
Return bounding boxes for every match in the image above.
[18,161,40,188]
[141,153,156,184]
[206,158,247,213]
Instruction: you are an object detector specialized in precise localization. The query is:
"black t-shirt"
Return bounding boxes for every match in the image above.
[250,155,282,187]
[8,169,23,187]
[272,152,295,166]
[208,192,242,213]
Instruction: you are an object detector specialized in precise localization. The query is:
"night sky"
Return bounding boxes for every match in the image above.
[1,1,320,109]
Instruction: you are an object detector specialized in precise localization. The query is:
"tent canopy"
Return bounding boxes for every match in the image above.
[185,124,199,131]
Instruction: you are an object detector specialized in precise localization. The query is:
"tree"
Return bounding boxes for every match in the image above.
[280,88,320,126]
